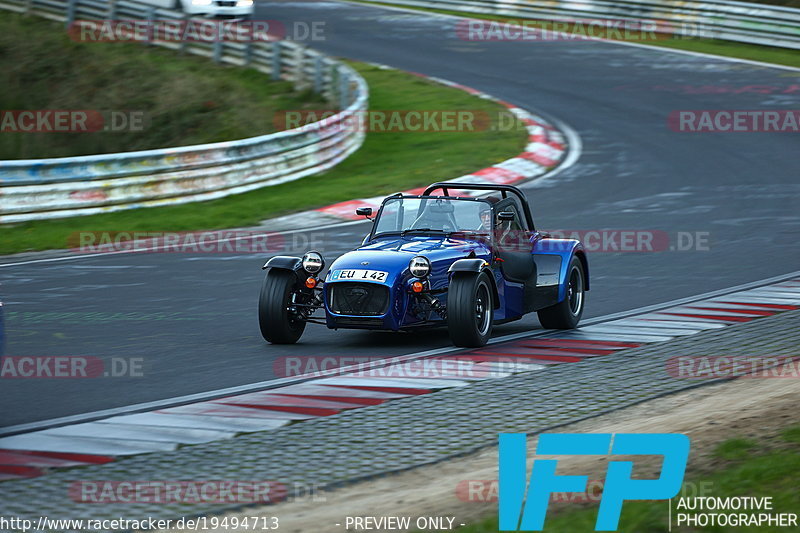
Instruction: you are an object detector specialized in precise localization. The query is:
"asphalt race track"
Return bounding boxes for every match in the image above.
[1,1,797,426]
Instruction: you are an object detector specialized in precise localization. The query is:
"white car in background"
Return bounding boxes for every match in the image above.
[140,0,254,19]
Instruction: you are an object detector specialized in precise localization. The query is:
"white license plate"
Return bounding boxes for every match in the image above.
[331,269,389,282]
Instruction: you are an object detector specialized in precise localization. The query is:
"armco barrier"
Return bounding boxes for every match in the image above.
[0,0,368,223]
[366,0,800,49]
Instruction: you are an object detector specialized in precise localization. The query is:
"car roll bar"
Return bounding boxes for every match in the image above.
[422,182,535,230]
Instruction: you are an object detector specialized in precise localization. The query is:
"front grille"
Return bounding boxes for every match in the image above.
[335,317,385,328]
[329,282,389,316]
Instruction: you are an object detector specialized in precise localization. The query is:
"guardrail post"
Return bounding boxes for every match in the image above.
[244,41,253,67]
[108,0,117,19]
[179,13,189,54]
[292,45,309,91]
[338,67,349,110]
[25,0,34,15]
[327,62,337,103]
[213,39,223,64]
[146,6,155,45]
[271,41,282,80]
[65,0,76,28]
[313,54,323,94]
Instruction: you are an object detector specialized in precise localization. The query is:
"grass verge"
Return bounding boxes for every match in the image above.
[0,13,326,159]
[355,1,800,69]
[453,425,800,532]
[1,63,526,254]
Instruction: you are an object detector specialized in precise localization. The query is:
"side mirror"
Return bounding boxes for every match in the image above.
[498,211,515,221]
[355,207,373,218]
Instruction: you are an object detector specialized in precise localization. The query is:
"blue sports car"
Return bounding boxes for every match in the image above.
[259,182,588,347]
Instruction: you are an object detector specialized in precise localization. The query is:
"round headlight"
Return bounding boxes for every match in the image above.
[409,256,431,278]
[302,251,324,274]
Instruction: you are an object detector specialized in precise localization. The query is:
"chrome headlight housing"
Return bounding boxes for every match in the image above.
[409,256,431,278]
[302,251,324,274]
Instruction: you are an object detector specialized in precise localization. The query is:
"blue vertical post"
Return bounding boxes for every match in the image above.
[244,41,253,67]
[313,55,323,94]
[272,41,282,80]
[213,39,222,64]
[65,0,76,29]
[339,68,349,110]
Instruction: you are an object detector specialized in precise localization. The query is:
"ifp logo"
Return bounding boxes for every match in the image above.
[498,433,690,531]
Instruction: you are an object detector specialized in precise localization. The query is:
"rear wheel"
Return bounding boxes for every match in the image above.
[537,256,585,329]
[259,269,306,344]
[447,272,494,347]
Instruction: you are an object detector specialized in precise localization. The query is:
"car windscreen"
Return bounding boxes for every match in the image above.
[373,197,492,236]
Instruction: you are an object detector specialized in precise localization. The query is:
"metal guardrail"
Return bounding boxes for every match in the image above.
[367,0,800,49]
[0,0,368,223]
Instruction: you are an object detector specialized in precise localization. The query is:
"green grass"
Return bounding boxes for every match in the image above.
[634,38,800,69]
[0,14,327,159]
[452,426,800,533]
[749,0,800,7]
[1,63,526,254]
[713,437,758,460]
[781,426,800,443]
[356,1,800,69]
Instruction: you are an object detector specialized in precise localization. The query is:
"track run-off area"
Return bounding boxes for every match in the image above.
[1,0,798,430]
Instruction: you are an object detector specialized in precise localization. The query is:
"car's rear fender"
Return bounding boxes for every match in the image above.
[532,239,589,303]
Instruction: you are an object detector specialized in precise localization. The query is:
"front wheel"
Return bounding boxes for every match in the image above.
[259,269,306,344]
[447,272,494,347]
[537,256,585,329]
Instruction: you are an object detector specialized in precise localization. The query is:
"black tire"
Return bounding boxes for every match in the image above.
[447,272,494,347]
[259,269,306,344]
[537,256,585,329]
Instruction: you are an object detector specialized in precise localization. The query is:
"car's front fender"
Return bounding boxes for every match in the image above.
[262,255,303,272]
[448,258,500,309]
[448,258,489,274]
